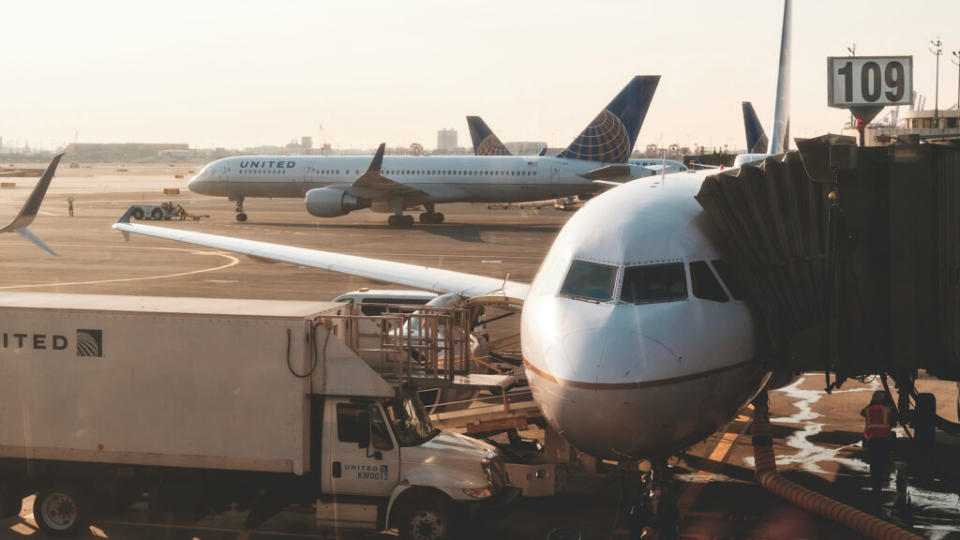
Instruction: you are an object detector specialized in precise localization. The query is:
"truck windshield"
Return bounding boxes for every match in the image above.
[382,395,440,447]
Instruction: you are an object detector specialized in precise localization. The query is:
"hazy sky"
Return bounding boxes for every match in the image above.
[1,0,958,152]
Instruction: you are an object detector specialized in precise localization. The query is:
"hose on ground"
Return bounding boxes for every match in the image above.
[750,391,922,540]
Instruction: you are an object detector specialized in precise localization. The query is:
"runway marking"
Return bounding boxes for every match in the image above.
[675,414,753,516]
[0,247,239,289]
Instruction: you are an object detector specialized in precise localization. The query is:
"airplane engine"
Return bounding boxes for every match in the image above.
[304,187,370,217]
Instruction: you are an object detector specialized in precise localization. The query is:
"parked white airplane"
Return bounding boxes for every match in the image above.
[187,76,660,226]
[466,115,688,174]
[1,153,63,255]
[115,0,792,530]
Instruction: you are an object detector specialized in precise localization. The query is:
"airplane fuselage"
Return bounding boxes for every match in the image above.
[520,170,768,460]
[188,154,647,208]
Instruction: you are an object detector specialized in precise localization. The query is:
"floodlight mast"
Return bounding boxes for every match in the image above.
[952,50,960,113]
[930,38,943,128]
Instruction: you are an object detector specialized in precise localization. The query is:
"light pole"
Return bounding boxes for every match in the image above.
[930,38,943,128]
[848,43,856,128]
[953,50,960,116]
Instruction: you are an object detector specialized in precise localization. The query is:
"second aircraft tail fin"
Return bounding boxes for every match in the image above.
[742,102,769,153]
[467,116,512,156]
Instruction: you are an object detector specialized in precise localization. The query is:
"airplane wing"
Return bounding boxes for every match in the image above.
[346,143,429,199]
[112,212,529,301]
[0,153,64,255]
[580,164,653,184]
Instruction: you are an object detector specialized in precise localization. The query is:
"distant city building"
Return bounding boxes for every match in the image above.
[64,143,189,162]
[437,129,458,152]
[301,136,313,149]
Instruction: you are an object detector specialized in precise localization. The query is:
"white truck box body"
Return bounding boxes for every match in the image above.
[0,292,391,476]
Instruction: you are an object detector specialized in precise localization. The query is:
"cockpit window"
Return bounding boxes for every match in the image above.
[710,260,745,300]
[689,261,729,302]
[620,262,687,304]
[560,260,618,302]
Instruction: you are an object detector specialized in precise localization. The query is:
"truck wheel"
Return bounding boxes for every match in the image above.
[132,207,145,220]
[151,208,163,220]
[35,487,86,537]
[401,500,453,540]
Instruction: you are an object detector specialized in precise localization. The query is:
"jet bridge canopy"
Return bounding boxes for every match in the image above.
[696,135,960,384]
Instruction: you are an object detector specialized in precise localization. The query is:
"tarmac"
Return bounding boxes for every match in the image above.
[1,165,959,539]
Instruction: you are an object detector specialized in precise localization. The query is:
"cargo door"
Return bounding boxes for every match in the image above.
[323,400,399,497]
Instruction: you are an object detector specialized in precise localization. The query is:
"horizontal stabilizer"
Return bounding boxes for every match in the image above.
[467,116,512,156]
[558,75,660,163]
[581,164,652,182]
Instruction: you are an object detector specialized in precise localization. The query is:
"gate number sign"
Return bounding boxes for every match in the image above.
[827,56,913,108]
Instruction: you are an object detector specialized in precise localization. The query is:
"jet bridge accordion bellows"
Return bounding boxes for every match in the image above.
[696,135,960,384]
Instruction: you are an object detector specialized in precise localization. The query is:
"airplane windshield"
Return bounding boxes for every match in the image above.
[620,262,688,304]
[382,394,440,447]
[560,260,618,302]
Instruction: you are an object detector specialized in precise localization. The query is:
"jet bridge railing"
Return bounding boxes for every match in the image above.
[324,304,474,386]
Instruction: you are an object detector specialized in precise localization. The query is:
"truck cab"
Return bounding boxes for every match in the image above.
[318,391,515,539]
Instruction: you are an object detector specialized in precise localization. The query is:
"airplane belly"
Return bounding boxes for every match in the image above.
[205,180,309,198]
[525,359,767,460]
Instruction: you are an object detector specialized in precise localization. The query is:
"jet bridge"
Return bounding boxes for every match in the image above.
[696,135,960,388]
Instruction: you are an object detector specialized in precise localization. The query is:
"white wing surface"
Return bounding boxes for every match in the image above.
[112,215,529,300]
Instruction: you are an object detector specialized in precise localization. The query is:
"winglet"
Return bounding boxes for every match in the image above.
[467,116,512,156]
[0,152,64,234]
[117,206,136,224]
[367,143,386,173]
[16,227,57,256]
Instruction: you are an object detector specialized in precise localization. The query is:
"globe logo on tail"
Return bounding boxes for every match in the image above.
[558,109,631,163]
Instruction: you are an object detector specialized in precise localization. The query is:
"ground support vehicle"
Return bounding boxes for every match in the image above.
[0,292,516,538]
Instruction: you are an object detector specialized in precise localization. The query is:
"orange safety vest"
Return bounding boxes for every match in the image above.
[864,403,893,439]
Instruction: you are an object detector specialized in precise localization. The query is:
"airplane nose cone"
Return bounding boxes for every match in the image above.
[187,175,210,195]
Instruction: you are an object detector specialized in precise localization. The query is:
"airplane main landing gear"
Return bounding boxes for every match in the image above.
[387,214,414,227]
[418,212,444,224]
[233,198,247,222]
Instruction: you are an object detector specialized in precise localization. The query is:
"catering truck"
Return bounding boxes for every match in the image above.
[0,292,515,539]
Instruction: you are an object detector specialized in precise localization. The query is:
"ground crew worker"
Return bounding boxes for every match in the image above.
[860,390,897,495]
[176,204,187,220]
[67,197,74,217]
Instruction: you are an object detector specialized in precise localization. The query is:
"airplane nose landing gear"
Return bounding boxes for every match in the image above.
[232,198,247,222]
[614,460,679,540]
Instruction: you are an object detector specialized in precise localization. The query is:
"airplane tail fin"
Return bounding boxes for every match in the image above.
[0,152,64,255]
[767,0,792,154]
[742,102,769,153]
[467,116,511,156]
[557,75,660,163]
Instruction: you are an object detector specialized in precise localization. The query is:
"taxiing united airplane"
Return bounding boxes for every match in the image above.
[187,76,660,226]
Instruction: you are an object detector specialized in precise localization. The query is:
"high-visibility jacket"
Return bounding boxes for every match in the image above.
[863,403,894,439]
